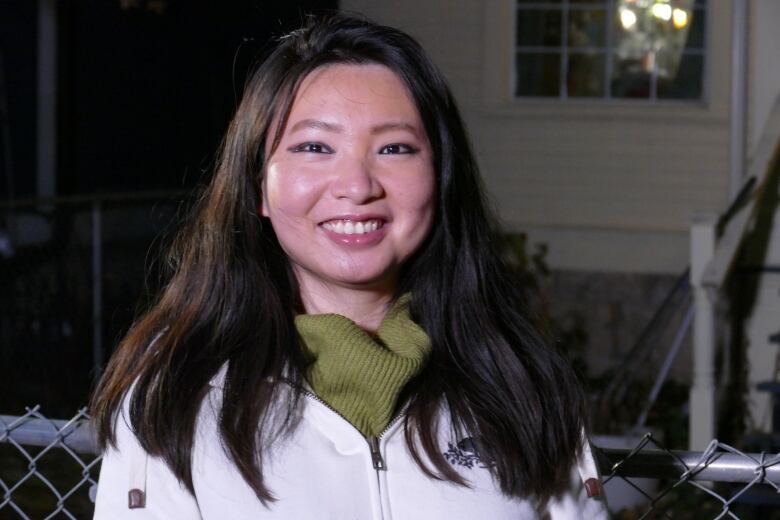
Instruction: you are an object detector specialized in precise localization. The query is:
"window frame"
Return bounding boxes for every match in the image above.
[511,0,709,104]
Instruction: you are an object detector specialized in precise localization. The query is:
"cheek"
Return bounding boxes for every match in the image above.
[389,170,437,245]
[263,164,322,219]
[403,173,437,219]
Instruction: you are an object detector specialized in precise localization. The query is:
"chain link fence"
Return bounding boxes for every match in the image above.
[0,193,183,418]
[0,407,100,519]
[2,407,780,519]
[3,196,778,518]
[0,194,183,517]
[597,433,780,519]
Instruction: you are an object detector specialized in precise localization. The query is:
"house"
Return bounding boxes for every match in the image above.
[343,0,780,448]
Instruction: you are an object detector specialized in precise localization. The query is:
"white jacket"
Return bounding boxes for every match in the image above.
[94,371,608,519]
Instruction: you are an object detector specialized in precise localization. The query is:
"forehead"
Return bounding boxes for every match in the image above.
[288,63,421,123]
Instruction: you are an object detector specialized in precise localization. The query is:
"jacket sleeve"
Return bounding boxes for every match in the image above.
[93,401,202,519]
[545,439,609,519]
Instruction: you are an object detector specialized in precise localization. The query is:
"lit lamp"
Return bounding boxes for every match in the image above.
[620,9,638,30]
[615,0,695,85]
[651,3,673,22]
[672,8,690,29]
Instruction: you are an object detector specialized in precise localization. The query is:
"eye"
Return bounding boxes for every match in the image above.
[379,143,417,155]
[289,142,334,154]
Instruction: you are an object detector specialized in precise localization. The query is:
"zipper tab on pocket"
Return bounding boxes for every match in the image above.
[368,436,386,470]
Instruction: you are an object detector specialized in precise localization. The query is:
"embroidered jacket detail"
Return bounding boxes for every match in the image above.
[444,437,489,469]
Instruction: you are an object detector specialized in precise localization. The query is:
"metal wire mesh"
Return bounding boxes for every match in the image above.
[0,407,101,519]
[3,407,780,518]
[596,433,780,519]
[0,194,182,418]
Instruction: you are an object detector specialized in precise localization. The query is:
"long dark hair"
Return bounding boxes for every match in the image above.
[91,14,585,503]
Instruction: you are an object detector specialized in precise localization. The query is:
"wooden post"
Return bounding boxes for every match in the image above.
[689,213,717,450]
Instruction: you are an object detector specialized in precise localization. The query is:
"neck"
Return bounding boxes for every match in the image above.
[296,276,396,332]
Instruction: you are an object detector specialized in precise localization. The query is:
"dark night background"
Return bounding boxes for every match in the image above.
[0,0,337,414]
[3,0,338,197]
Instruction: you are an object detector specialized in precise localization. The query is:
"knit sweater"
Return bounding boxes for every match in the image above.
[294,295,431,436]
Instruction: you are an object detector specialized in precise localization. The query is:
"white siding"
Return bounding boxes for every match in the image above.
[342,0,734,274]
[748,0,780,158]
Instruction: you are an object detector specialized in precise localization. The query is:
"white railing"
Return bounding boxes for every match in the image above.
[689,94,780,450]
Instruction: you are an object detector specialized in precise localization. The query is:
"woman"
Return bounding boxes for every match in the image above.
[92,14,607,519]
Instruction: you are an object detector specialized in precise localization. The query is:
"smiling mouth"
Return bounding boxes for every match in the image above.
[321,219,385,235]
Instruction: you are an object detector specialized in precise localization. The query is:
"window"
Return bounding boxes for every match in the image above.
[514,0,706,101]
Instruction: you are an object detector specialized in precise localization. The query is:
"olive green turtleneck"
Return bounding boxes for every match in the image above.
[294,295,431,437]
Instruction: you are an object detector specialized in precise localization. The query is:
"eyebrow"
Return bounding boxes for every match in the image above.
[290,119,344,133]
[289,118,422,138]
[370,122,421,138]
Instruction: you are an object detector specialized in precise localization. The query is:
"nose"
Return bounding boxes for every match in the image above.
[329,154,384,203]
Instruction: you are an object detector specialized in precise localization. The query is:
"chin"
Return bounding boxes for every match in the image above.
[327,268,399,290]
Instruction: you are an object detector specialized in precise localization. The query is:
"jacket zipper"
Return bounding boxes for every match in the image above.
[367,436,386,470]
[283,380,407,520]
[286,380,403,470]
[367,412,406,469]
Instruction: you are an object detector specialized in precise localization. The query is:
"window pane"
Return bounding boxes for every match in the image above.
[568,9,607,47]
[686,8,706,49]
[611,54,650,99]
[612,0,700,99]
[516,10,562,47]
[568,53,605,97]
[516,53,561,97]
[614,2,697,52]
[658,54,703,99]
[513,0,705,100]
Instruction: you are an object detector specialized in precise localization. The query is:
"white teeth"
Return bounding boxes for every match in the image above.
[323,219,382,235]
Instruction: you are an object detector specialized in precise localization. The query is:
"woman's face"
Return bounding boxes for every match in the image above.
[261,64,436,297]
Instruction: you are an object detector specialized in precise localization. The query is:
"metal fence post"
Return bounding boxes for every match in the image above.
[92,200,103,376]
[690,213,718,450]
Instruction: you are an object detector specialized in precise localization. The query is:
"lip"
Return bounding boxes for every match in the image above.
[318,214,389,247]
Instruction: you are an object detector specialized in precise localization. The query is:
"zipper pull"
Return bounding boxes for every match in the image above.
[368,436,386,470]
